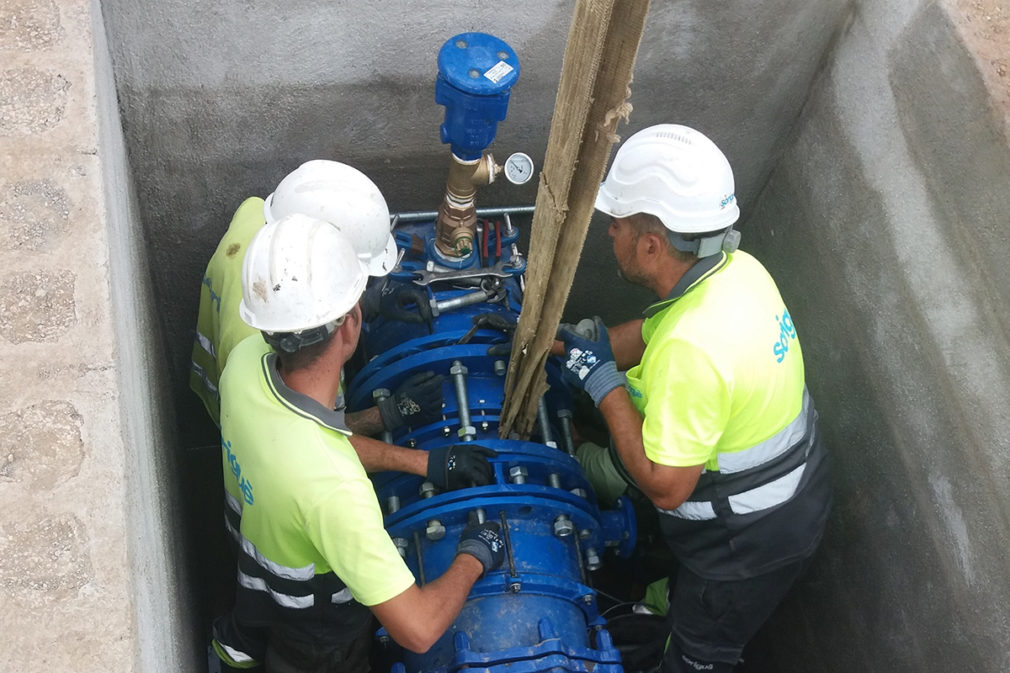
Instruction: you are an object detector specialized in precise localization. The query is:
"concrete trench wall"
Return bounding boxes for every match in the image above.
[1,0,1007,671]
[743,1,1010,669]
[98,0,853,452]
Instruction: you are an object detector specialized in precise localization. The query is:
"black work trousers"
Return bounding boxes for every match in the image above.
[264,629,372,673]
[660,556,812,673]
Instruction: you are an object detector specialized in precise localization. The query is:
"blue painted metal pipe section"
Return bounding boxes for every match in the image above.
[349,216,636,673]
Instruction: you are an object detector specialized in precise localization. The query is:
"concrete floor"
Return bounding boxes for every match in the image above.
[1,0,1008,671]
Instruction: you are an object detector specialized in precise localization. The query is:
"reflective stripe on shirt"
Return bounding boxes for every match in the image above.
[661,390,815,521]
[727,462,806,514]
[195,330,217,359]
[223,492,242,544]
[717,390,812,474]
[190,361,220,399]
[659,500,717,521]
[239,535,315,583]
[216,641,257,665]
[223,515,240,544]
[238,569,315,609]
[225,491,242,515]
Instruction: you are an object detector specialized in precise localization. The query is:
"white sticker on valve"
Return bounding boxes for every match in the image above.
[483,61,514,84]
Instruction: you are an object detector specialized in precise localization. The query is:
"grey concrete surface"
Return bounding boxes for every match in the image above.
[97,0,851,450]
[3,0,1008,670]
[743,1,1010,670]
[90,0,201,668]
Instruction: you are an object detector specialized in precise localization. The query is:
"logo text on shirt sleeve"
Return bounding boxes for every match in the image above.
[773,310,798,363]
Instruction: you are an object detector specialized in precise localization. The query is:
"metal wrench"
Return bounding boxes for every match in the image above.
[411,259,521,286]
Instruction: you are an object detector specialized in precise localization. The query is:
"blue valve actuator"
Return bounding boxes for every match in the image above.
[435,32,520,161]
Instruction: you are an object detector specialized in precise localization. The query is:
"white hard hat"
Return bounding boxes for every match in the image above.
[239,213,368,334]
[264,160,397,277]
[595,124,740,234]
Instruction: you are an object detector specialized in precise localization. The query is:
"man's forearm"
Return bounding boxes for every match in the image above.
[597,388,656,492]
[607,319,646,371]
[597,387,702,510]
[348,434,428,476]
[371,554,482,653]
[346,406,385,436]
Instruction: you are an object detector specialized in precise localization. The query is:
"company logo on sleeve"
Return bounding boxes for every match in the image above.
[772,309,797,363]
[203,275,222,313]
[223,438,254,505]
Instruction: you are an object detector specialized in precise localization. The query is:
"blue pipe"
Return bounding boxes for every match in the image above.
[349,218,635,673]
[348,31,633,672]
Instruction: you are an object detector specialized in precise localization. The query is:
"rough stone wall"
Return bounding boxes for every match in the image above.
[743,0,1010,670]
[0,0,196,671]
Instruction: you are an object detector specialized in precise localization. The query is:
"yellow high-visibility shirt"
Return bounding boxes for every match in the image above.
[626,250,806,470]
[221,335,415,609]
[189,197,267,426]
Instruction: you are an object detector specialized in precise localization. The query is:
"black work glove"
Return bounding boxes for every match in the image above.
[376,371,445,432]
[426,444,498,490]
[459,312,516,357]
[360,280,433,325]
[486,342,513,357]
[456,521,504,577]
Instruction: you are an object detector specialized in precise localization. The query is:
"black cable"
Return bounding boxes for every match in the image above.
[600,600,640,618]
[592,586,626,605]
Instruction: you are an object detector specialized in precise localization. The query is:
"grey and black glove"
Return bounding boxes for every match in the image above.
[426,444,498,490]
[360,280,433,325]
[456,521,504,577]
[376,371,445,432]
[557,316,625,406]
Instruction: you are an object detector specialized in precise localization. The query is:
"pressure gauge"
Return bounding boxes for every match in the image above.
[503,152,535,185]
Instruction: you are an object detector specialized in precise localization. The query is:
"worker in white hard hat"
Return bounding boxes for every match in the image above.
[211,214,504,672]
[191,160,439,435]
[189,160,494,495]
[554,124,832,673]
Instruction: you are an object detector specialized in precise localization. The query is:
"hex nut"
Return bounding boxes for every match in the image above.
[426,520,446,541]
[585,547,602,571]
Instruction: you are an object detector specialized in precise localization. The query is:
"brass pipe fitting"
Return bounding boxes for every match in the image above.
[435,152,499,258]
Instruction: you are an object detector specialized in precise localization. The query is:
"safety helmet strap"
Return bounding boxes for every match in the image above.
[666,227,741,258]
[262,317,344,354]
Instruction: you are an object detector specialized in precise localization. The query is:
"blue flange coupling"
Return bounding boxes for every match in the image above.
[435,32,520,161]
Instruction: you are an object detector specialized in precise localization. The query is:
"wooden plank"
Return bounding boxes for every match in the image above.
[501,0,651,438]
